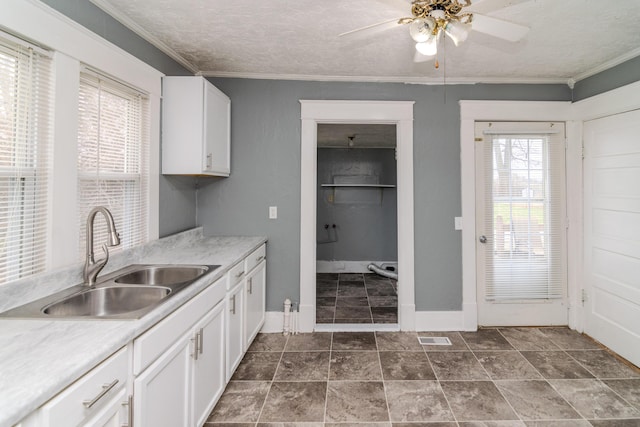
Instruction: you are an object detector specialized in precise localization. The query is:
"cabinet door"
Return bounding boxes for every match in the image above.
[244,260,266,349]
[192,301,225,427]
[225,282,244,382]
[203,82,230,175]
[134,336,192,427]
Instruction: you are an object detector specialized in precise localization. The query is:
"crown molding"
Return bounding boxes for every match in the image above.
[572,47,640,82]
[200,70,569,85]
[89,0,198,74]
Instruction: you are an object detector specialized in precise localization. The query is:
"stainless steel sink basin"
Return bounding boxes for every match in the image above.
[114,265,209,286]
[42,286,171,317]
[0,263,219,319]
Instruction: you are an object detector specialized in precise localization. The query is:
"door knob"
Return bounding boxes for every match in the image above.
[479,235,487,244]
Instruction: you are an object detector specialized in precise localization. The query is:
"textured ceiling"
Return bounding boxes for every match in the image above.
[92,0,640,84]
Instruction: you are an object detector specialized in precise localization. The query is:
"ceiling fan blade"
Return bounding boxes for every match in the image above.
[471,13,529,42]
[338,18,402,38]
[413,50,434,63]
[466,0,532,14]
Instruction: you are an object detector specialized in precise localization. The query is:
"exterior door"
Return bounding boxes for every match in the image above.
[475,122,568,326]
[583,110,640,367]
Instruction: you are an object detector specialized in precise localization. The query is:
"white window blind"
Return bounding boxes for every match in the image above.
[77,71,149,259]
[481,123,566,300]
[0,34,52,284]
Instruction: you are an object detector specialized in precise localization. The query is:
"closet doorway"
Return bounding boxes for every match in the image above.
[316,124,398,325]
[299,100,415,332]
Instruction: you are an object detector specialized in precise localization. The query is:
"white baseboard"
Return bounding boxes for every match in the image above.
[316,260,397,273]
[263,310,476,333]
[415,310,471,331]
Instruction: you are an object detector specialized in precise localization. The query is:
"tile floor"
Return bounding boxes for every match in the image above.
[316,273,398,324]
[206,328,640,426]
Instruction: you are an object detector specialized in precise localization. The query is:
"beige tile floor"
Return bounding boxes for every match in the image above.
[206,328,640,426]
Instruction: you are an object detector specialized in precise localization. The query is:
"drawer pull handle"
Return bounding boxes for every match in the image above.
[198,327,204,355]
[83,379,119,408]
[231,294,236,314]
[248,277,253,294]
[256,255,265,262]
[235,270,245,279]
[191,334,199,360]
[122,394,134,427]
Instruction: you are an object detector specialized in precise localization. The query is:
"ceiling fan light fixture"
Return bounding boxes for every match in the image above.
[415,39,437,57]
[444,19,471,46]
[409,17,437,43]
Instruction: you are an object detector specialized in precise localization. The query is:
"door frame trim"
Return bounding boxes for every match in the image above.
[459,101,575,331]
[299,100,415,332]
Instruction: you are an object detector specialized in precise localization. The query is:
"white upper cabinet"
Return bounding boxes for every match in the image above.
[162,76,231,176]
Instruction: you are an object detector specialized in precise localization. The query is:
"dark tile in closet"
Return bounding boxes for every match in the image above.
[335,296,369,306]
[315,305,335,321]
[566,350,640,379]
[550,379,640,419]
[371,307,397,323]
[538,328,601,350]
[207,381,270,423]
[498,327,561,351]
[369,295,397,307]
[335,305,372,319]
[385,380,454,422]
[325,381,389,422]
[332,332,377,350]
[337,286,367,298]
[428,351,489,381]
[248,333,288,352]
[316,287,337,297]
[339,273,364,281]
[495,380,580,420]
[231,352,281,381]
[329,351,382,380]
[521,351,594,379]
[366,284,397,296]
[316,296,336,306]
[460,329,514,350]
[317,272,338,280]
[379,351,436,380]
[334,317,373,323]
[284,332,332,351]
[475,351,542,380]
[316,279,338,288]
[364,274,393,285]
[376,332,423,351]
[274,351,330,381]
[258,381,327,422]
[440,381,519,421]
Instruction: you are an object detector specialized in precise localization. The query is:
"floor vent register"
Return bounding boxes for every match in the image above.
[418,336,452,346]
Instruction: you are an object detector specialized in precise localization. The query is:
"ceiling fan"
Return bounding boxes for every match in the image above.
[340,0,531,64]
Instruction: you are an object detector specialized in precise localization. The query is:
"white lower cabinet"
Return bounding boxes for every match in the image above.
[21,346,131,427]
[225,280,244,382]
[244,259,266,349]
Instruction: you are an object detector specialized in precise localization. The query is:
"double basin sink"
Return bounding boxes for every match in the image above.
[0,264,219,319]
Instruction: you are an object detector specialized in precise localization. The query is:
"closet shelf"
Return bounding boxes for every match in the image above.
[321,184,396,188]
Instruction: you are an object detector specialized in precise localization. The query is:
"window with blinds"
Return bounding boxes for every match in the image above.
[481,123,566,300]
[0,34,52,284]
[77,71,149,259]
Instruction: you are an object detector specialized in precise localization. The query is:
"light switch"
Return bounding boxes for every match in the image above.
[454,217,463,230]
[269,206,278,219]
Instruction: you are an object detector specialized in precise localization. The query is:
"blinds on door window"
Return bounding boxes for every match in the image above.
[480,122,566,300]
[77,70,149,259]
[0,33,52,284]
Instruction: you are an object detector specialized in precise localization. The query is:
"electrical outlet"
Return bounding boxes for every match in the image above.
[269,206,278,219]
[454,217,463,230]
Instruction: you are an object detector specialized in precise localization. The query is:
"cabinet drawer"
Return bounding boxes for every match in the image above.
[245,244,266,273]
[133,276,227,374]
[227,261,246,289]
[39,346,128,427]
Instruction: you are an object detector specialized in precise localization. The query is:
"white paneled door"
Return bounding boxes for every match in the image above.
[583,110,640,367]
[475,122,568,326]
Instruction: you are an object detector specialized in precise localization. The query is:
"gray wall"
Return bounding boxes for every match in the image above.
[316,148,397,262]
[200,78,571,311]
[40,0,199,238]
[573,56,640,101]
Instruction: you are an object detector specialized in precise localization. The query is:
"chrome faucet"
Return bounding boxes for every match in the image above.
[83,206,120,286]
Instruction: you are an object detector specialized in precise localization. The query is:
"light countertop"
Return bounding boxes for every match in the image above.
[0,229,266,427]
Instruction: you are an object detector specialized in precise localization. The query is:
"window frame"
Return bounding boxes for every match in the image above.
[0,0,161,281]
